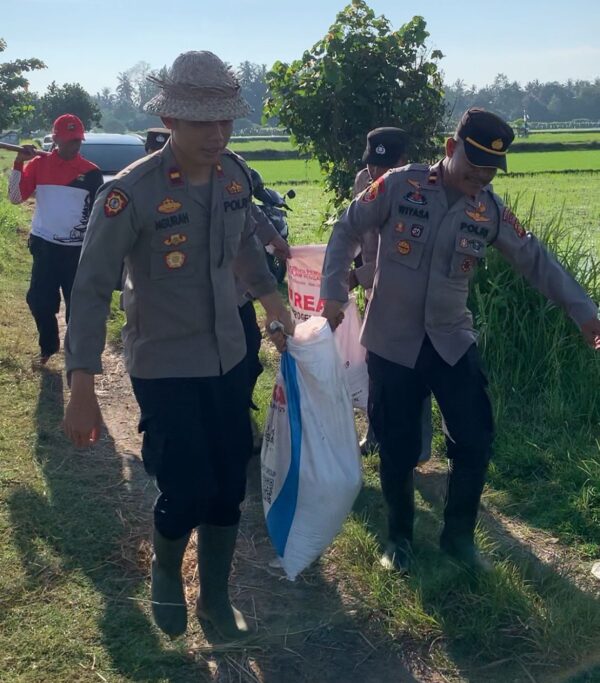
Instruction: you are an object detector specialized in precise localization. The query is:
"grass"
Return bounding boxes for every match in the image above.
[230,140,295,152]
[0,176,203,681]
[250,149,600,183]
[246,158,324,184]
[469,202,600,556]
[525,131,600,143]
[0,149,15,173]
[494,171,600,250]
[507,149,600,173]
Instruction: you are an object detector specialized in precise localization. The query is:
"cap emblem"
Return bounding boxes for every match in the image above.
[491,138,503,150]
[375,144,386,155]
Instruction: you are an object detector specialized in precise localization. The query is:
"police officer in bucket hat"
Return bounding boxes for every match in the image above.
[321,108,600,574]
[63,51,293,640]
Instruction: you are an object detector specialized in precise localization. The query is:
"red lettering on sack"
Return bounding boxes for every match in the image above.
[272,384,286,406]
[288,286,325,313]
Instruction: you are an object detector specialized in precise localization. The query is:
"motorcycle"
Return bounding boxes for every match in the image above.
[250,168,295,283]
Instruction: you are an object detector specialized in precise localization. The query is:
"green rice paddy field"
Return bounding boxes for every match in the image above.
[250,149,600,184]
[278,172,600,251]
[523,130,600,143]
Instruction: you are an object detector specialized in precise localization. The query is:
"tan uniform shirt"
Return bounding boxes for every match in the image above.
[322,161,598,368]
[65,143,277,379]
[352,168,379,289]
[236,204,280,306]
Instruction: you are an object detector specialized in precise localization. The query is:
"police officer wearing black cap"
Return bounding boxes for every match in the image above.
[350,127,433,462]
[145,127,171,154]
[350,127,409,290]
[321,108,600,573]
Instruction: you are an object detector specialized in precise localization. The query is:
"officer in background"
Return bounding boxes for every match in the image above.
[62,51,293,641]
[321,108,600,573]
[350,127,410,291]
[145,127,171,154]
[349,127,433,462]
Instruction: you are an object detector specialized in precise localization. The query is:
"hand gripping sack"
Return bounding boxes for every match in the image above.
[261,317,362,580]
[287,244,368,410]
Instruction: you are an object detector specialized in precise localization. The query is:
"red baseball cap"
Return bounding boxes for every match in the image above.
[52,114,85,141]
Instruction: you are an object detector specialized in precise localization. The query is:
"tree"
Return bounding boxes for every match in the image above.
[116,72,135,110]
[0,38,45,130]
[15,91,45,135]
[237,61,269,124]
[40,81,101,130]
[264,1,445,208]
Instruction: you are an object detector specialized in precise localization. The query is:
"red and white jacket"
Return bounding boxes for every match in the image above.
[9,151,104,246]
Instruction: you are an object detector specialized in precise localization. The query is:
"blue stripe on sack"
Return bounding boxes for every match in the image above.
[266,351,302,558]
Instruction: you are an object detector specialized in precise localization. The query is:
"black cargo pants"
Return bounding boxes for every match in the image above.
[131,359,253,541]
[26,235,82,357]
[367,338,495,544]
[238,300,263,409]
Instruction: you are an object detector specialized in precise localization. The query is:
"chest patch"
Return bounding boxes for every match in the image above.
[165,251,186,269]
[157,197,182,214]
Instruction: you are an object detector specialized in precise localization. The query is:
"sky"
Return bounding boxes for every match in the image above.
[3,0,600,95]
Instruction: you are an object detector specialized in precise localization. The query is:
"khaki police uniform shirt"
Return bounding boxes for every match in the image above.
[322,161,598,368]
[236,204,280,306]
[352,168,379,289]
[65,142,277,379]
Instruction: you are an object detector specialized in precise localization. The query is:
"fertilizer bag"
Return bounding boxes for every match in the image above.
[287,244,368,410]
[261,316,362,580]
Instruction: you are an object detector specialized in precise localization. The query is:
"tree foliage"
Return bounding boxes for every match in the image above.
[93,62,167,132]
[264,1,445,206]
[0,38,45,130]
[40,81,101,130]
[444,75,600,126]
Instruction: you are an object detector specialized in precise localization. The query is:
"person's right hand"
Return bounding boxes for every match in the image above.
[322,300,345,332]
[15,144,39,164]
[62,371,103,448]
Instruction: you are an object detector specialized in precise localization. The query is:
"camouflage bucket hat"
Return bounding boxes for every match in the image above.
[144,51,251,121]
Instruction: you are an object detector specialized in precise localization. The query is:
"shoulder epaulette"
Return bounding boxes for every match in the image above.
[401,163,430,173]
[223,149,253,193]
[484,188,502,245]
[114,154,161,187]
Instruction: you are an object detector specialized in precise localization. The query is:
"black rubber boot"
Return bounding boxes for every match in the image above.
[440,460,492,573]
[151,528,190,637]
[196,524,250,641]
[380,469,414,573]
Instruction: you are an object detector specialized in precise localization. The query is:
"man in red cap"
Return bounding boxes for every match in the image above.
[8,114,103,365]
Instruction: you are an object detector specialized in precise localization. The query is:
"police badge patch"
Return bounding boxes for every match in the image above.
[104,189,129,217]
[502,207,526,238]
[165,251,186,269]
[361,176,385,203]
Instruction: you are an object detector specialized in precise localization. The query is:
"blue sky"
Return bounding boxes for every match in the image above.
[3,0,600,95]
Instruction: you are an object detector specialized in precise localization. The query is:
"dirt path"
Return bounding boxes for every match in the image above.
[91,342,437,683]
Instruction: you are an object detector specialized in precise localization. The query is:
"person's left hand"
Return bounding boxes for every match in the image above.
[260,292,295,353]
[268,234,291,261]
[581,317,600,350]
